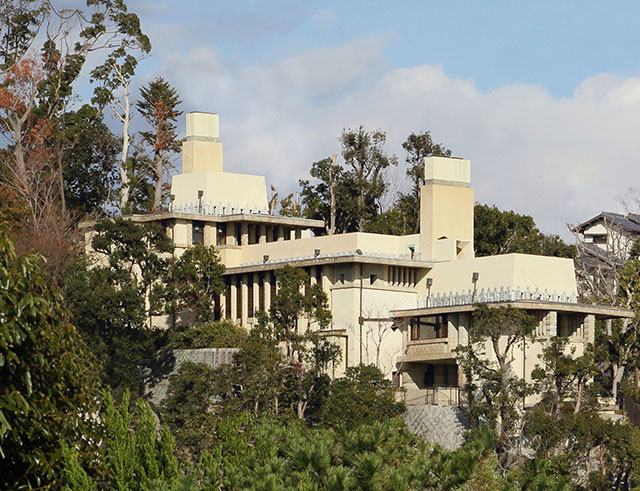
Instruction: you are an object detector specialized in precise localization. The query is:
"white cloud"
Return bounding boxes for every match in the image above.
[162,37,640,237]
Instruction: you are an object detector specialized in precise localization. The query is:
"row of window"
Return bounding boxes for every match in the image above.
[190,221,303,246]
[409,312,585,342]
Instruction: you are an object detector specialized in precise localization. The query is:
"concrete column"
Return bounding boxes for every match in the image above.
[277,225,285,241]
[241,274,249,325]
[219,288,226,319]
[295,229,302,239]
[259,224,267,244]
[289,228,295,240]
[321,266,331,310]
[264,273,271,312]
[204,223,217,246]
[252,278,260,319]
[241,222,249,246]
[230,279,237,320]
[225,222,236,246]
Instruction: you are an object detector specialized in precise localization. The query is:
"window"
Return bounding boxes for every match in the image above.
[340,273,345,284]
[370,274,377,285]
[410,315,449,341]
[216,224,225,245]
[423,363,458,388]
[192,221,204,245]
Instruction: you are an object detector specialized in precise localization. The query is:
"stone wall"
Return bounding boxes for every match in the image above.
[403,405,469,450]
[144,348,238,407]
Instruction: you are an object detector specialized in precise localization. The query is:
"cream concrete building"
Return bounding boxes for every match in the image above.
[95,112,631,400]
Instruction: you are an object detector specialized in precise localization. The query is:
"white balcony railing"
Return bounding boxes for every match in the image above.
[418,287,578,309]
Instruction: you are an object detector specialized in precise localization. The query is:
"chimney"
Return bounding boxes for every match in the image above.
[181,112,224,173]
[419,156,474,261]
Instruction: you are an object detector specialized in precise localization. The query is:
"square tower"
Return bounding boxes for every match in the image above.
[419,157,474,261]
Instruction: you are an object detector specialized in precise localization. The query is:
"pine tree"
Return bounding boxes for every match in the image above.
[136,77,182,211]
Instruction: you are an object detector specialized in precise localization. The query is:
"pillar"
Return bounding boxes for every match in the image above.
[321,266,331,311]
[241,274,249,325]
[252,278,260,319]
[241,222,249,246]
[225,222,236,246]
[264,273,271,312]
[259,224,267,244]
[230,279,237,320]
[204,223,217,246]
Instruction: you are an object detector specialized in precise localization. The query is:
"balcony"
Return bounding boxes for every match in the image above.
[398,386,464,406]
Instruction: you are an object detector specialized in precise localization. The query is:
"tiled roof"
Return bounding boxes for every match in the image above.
[574,211,640,234]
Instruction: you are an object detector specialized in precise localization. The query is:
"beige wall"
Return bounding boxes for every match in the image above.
[420,184,474,261]
[426,253,578,297]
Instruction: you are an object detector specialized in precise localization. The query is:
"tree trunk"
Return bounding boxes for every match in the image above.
[329,154,337,235]
[153,152,163,210]
[119,82,131,213]
[612,364,625,403]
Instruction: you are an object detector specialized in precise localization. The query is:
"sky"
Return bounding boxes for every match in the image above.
[122,0,640,237]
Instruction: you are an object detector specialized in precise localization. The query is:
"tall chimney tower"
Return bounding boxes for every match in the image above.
[419,156,474,261]
[182,112,224,173]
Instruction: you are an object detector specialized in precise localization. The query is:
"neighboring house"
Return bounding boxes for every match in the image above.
[83,112,631,391]
[572,212,640,299]
[574,211,640,261]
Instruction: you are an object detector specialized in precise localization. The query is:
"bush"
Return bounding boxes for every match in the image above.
[169,320,247,349]
[319,365,405,428]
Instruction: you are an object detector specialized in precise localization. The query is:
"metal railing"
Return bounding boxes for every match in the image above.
[418,287,578,309]
[401,386,463,407]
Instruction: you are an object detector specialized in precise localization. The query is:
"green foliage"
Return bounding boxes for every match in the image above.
[64,391,181,490]
[169,320,247,349]
[0,230,101,489]
[65,218,173,394]
[456,305,539,457]
[474,204,575,258]
[161,362,219,463]
[166,244,225,324]
[136,77,183,210]
[320,365,405,428]
[60,104,120,215]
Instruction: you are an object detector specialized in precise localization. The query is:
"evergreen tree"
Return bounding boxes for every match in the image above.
[136,77,182,211]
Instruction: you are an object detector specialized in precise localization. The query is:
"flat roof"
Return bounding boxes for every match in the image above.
[390,300,634,320]
[224,253,433,275]
[79,212,325,229]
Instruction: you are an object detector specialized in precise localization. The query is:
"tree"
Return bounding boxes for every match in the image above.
[91,9,151,213]
[299,155,343,234]
[161,362,219,463]
[166,244,225,324]
[340,126,397,232]
[65,219,172,393]
[401,131,451,232]
[474,204,575,258]
[456,305,539,461]
[60,104,119,215]
[169,320,247,349]
[258,266,337,419]
[0,230,101,489]
[319,365,405,428]
[531,337,597,416]
[63,391,181,490]
[279,192,303,217]
[136,77,182,211]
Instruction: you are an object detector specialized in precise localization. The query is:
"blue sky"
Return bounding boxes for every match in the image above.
[125,1,640,236]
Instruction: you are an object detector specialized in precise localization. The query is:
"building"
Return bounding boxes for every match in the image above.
[86,111,632,394]
[572,212,640,299]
